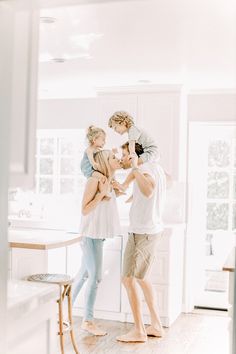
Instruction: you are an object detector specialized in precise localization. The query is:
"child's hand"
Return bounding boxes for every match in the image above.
[112,180,126,192]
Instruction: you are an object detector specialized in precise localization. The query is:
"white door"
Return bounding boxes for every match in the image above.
[188,123,236,309]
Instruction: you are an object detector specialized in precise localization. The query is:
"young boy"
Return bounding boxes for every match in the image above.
[108,111,160,193]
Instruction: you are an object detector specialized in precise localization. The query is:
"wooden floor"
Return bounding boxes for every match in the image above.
[59,310,230,354]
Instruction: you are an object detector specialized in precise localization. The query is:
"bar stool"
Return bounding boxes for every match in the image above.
[28,273,79,354]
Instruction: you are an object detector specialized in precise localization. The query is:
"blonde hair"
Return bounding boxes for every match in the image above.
[108,111,134,129]
[94,150,112,179]
[86,125,105,145]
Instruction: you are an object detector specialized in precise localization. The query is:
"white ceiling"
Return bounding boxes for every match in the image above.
[38,0,236,98]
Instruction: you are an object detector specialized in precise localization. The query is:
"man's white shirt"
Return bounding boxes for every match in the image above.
[128,162,166,235]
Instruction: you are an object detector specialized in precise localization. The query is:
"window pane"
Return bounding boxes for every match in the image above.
[77,175,86,195]
[39,178,53,194]
[60,138,75,155]
[207,172,229,199]
[208,140,230,167]
[39,158,53,175]
[60,178,74,194]
[207,203,229,230]
[39,138,54,155]
[205,233,213,256]
[60,158,75,175]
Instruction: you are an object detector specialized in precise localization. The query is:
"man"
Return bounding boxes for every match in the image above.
[116,142,166,343]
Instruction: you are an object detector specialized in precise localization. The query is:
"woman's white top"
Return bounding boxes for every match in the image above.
[79,188,121,239]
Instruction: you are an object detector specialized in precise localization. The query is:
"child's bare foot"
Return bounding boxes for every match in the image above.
[102,195,111,201]
[125,195,133,203]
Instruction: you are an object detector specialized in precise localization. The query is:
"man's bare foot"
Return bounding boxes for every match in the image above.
[146,325,164,337]
[81,321,107,336]
[116,329,147,343]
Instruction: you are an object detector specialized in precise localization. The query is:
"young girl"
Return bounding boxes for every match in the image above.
[108,111,160,193]
[80,126,106,178]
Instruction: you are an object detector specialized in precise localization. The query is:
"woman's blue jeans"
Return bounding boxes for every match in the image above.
[72,237,104,321]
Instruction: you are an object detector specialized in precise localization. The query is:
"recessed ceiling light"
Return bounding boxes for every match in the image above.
[138,79,151,83]
[40,17,57,24]
[51,58,66,63]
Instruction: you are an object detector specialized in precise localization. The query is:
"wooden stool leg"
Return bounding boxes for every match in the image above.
[58,285,65,354]
[67,285,79,354]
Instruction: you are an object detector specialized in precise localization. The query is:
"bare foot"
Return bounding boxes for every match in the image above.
[81,321,107,336]
[102,195,111,201]
[116,329,147,343]
[146,325,164,337]
[125,195,133,203]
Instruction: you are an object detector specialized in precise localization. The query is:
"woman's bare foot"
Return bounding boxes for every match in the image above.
[81,321,107,336]
[146,325,164,337]
[116,329,147,343]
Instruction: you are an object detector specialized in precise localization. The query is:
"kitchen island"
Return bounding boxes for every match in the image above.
[8,228,81,280]
[7,280,58,354]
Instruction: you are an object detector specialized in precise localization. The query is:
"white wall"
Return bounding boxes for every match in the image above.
[188,92,236,122]
[37,98,98,129]
[38,91,236,129]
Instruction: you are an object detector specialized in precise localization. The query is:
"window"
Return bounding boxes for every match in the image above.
[36,129,86,195]
[206,138,236,241]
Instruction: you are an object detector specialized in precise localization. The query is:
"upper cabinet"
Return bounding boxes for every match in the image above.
[97,85,187,181]
[9,8,39,189]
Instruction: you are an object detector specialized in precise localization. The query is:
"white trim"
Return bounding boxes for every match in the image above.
[96,84,183,95]
[188,89,236,95]
[189,121,236,127]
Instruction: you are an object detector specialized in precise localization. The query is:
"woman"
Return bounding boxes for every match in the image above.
[72,150,122,336]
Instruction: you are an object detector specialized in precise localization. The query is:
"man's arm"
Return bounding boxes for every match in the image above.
[131,153,155,198]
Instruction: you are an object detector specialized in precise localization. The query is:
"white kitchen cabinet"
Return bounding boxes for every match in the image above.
[9,8,39,188]
[97,85,187,181]
[121,225,185,327]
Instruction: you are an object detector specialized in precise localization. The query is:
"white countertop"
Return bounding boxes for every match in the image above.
[8,228,81,249]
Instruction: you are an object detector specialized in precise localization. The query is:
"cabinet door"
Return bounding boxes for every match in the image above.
[137,92,185,180]
[9,9,39,188]
[98,94,138,149]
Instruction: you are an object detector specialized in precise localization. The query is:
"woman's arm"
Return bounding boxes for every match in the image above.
[82,177,106,215]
